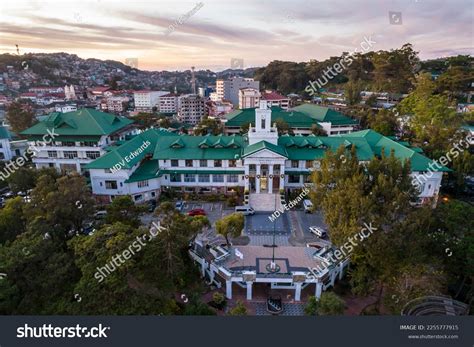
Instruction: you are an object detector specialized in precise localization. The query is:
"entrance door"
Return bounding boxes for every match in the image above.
[273,176,280,192]
[260,176,267,192]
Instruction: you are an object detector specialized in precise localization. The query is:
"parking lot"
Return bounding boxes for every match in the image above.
[140,201,329,247]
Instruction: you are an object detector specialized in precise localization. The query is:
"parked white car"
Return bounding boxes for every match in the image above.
[309,226,327,238]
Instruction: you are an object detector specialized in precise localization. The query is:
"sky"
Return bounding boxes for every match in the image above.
[0,0,472,71]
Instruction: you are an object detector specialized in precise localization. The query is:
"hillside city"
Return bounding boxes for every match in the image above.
[0,45,472,317]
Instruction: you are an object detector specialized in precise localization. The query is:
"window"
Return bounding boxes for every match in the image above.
[104,169,112,173]
[185,160,193,167]
[228,160,237,167]
[291,160,299,168]
[63,141,75,147]
[200,160,207,167]
[137,180,149,188]
[288,175,300,183]
[134,194,143,202]
[47,151,58,158]
[198,174,210,182]
[170,173,181,182]
[0,153,4,159]
[64,151,78,159]
[171,160,179,167]
[81,141,97,147]
[261,118,265,129]
[184,174,195,182]
[228,174,238,183]
[214,160,222,167]
[306,160,313,169]
[213,174,224,183]
[86,151,101,159]
[0,143,2,148]
[105,180,118,189]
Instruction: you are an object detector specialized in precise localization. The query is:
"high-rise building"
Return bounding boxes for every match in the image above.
[133,90,168,111]
[177,94,206,125]
[217,77,260,106]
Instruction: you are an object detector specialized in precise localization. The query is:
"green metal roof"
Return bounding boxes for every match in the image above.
[226,107,317,128]
[125,160,160,183]
[21,108,134,138]
[243,141,288,158]
[86,127,447,173]
[85,128,174,169]
[292,104,359,125]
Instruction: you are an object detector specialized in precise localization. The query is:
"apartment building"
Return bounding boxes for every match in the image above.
[261,90,290,110]
[217,77,260,106]
[159,93,179,114]
[177,94,206,125]
[133,90,168,112]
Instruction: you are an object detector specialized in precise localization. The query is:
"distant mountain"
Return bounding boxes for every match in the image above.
[0,52,261,93]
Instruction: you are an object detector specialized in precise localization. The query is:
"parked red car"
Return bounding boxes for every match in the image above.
[187,208,206,216]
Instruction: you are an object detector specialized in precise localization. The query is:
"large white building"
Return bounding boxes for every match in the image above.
[82,101,446,206]
[216,77,260,106]
[21,109,136,173]
[133,90,168,112]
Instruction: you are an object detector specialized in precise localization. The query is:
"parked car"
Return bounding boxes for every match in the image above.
[309,226,327,238]
[235,205,255,215]
[175,200,185,211]
[188,208,206,216]
[94,210,107,219]
[81,221,95,235]
[303,199,313,213]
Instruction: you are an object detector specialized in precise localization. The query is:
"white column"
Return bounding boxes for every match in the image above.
[268,165,274,193]
[256,164,261,194]
[339,262,344,280]
[280,165,285,190]
[200,259,206,277]
[246,281,253,300]
[294,282,302,301]
[244,165,249,192]
[226,280,232,299]
[315,282,322,299]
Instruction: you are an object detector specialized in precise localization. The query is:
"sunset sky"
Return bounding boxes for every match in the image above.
[0,0,472,71]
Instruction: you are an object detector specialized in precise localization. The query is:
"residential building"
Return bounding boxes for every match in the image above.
[0,126,12,161]
[159,93,178,114]
[21,109,136,173]
[218,77,260,106]
[207,100,233,118]
[239,88,260,109]
[133,90,168,112]
[261,90,290,110]
[105,96,129,114]
[177,94,206,125]
[55,104,78,113]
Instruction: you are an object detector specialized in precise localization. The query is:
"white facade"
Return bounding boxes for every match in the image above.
[239,88,260,109]
[218,77,260,106]
[0,138,12,161]
[134,91,168,111]
[159,94,178,113]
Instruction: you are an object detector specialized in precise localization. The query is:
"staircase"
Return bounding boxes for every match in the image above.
[249,193,282,212]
